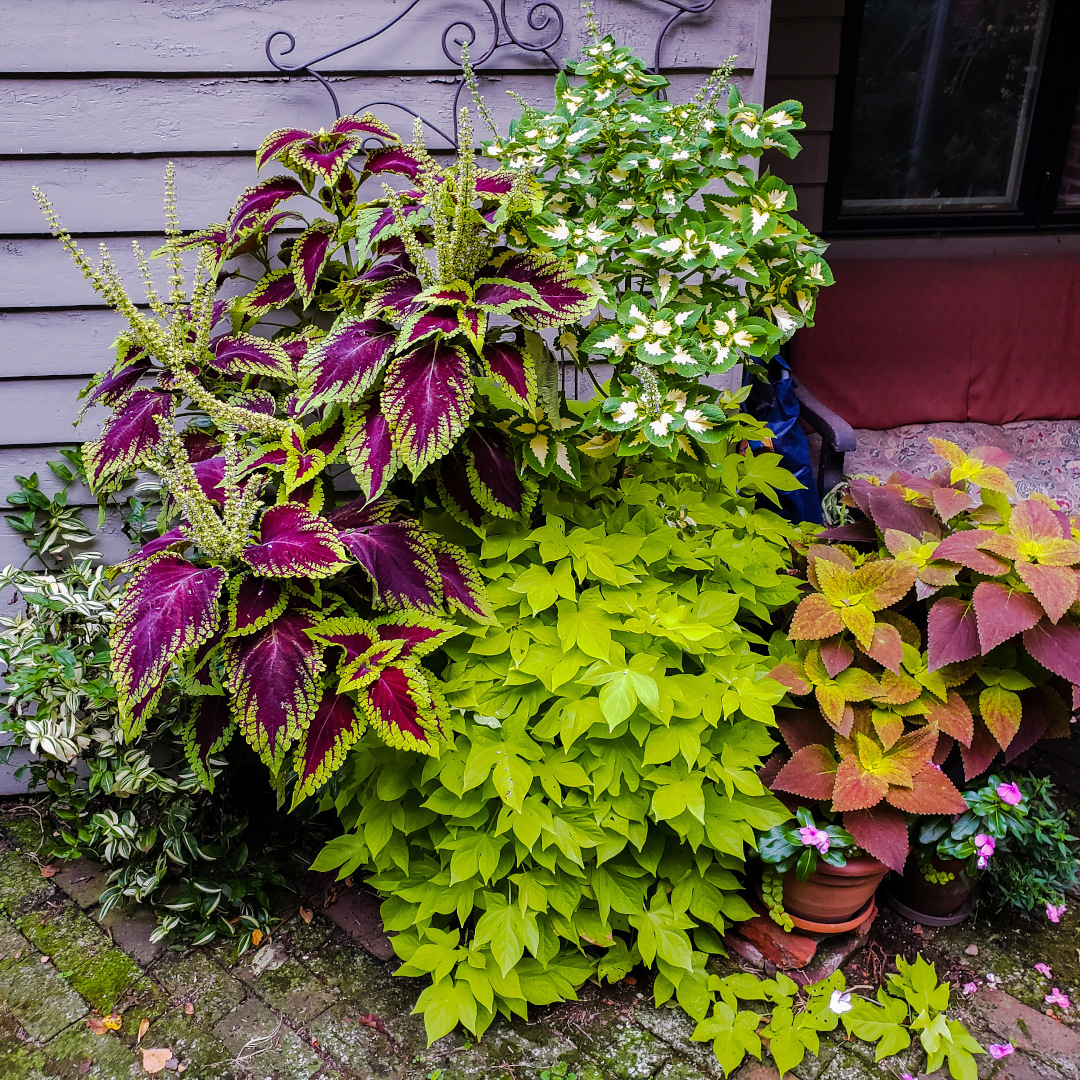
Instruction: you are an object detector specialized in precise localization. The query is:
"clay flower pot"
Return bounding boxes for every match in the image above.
[890,853,977,924]
[781,854,889,930]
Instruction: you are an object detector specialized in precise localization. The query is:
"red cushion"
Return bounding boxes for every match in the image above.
[791,255,1080,429]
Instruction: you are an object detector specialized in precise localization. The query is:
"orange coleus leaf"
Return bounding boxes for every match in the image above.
[820,637,854,678]
[772,743,838,801]
[769,659,812,696]
[871,708,906,749]
[855,732,913,787]
[1010,499,1074,548]
[839,605,876,649]
[844,805,910,872]
[789,593,844,641]
[884,763,968,815]
[816,683,847,726]
[874,668,922,706]
[928,437,1015,496]
[973,581,1043,653]
[806,545,855,590]
[831,754,890,811]
[866,621,903,674]
[1015,563,1078,623]
[835,666,882,701]
[924,689,974,747]
[887,722,939,775]
[980,684,1023,750]
[851,558,918,609]
[932,531,1009,576]
[932,485,977,521]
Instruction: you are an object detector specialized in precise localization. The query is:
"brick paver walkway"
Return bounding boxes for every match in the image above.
[1,806,1078,1080]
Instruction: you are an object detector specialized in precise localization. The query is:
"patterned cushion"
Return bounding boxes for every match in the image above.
[846,420,1080,512]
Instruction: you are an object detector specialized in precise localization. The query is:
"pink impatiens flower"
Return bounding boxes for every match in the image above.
[988,1043,1015,1060]
[962,981,979,996]
[1035,962,1053,978]
[1046,903,1067,923]
[996,781,1023,806]
[798,826,830,854]
[974,833,995,869]
[1045,987,1071,1009]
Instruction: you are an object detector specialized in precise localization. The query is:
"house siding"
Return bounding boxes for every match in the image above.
[0,0,771,569]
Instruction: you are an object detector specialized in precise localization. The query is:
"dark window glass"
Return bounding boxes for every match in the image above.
[1058,89,1080,208]
[840,0,1052,215]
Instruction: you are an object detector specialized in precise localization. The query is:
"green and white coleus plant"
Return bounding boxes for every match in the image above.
[480,34,833,460]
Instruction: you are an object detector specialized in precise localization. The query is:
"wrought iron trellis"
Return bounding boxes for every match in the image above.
[265,0,719,147]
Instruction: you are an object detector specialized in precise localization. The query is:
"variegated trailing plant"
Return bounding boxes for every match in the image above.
[35,106,595,803]
[765,438,1078,873]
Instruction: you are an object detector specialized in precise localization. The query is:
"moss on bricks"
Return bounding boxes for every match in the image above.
[13,901,163,1015]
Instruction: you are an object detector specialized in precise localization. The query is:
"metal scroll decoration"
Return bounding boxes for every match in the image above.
[265,0,718,147]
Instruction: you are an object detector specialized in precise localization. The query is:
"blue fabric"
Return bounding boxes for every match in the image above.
[746,355,823,525]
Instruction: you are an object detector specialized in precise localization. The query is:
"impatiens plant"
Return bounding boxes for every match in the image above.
[766,439,1077,871]
[36,106,594,796]
[477,31,833,460]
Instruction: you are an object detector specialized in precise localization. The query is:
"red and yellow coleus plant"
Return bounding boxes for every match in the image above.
[36,108,594,804]
[766,439,1078,871]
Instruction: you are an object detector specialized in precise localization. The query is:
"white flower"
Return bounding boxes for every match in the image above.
[828,990,853,1014]
[612,400,638,425]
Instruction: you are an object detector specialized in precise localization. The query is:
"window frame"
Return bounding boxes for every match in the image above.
[822,0,1080,236]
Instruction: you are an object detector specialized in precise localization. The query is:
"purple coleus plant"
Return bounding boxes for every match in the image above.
[40,108,594,802]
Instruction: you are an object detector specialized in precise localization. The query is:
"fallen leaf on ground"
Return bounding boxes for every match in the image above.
[141,1048,172,1074]
[358,1013,387,1035]
[103,1014,122,1031]
[13,950,21,959]
[40,865,59,878]
[299,906,313,924]
[87,1017,108,1035]
[250,929,263,947]
[182,1002,194,1016]
[39,955,50,964]
[78,1059,92,1075]
[136,1018,150,1045]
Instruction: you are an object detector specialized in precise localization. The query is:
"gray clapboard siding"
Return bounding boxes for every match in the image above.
[5,0,759,75]
[1,379,106,446]
[2,71,747,156]
[0,446,96,506]
[0,311,129,378]
[0,509,134,570]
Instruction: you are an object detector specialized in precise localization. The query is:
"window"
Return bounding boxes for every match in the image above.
[824,0,1080,233]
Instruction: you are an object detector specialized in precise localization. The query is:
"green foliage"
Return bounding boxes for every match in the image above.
[316,450,798,1040]
[4,450,95,567]
[691,955,982,1078]
[0,552,304,952]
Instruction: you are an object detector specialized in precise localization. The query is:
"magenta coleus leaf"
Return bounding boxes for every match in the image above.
[328,495,393,530]
[490,252,595,328]
[932,530,1009,576]
[482,340,535,408]
[290,134,358,186]
[366,273,425,319]
[115,525,189,572]
[382,341,473,473]
[227,176,305,237]
[332,113,395,140]
[242,269,297,317]
[338,520,442,610]
[84,353,151,415]
[472,278,538,312]
[210,333,293,380]
[343,405,400,503]
[111,555,226,737]
[438,452,486,527]
[183,637,223,696]
[225,606,324,770]
[361,664,439,753]
[226,575,288,637]
[292,220,336,305]
[474,171,515,196]
[181,694,236,791]
[435,543,493,622]
[973,581,1044,653]
[291,690,367,805]
[277,334,316,379]
[927,597,981,670]
[399,308,461,349]
[373,615,456,658]
[363,146,422,178]
[257,127,315,170]
[243,503,351,579]
[294,319,396,415]
[1024,617,1080,683]
[465,429,528,518]
[83,389,174,494]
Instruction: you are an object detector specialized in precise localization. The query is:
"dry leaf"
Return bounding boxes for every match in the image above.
[299,906,313,925]
[103,1014,122,1031]
[40,865,60,878]
[87,1016,108,1035]
[141,1048,172,1074]
[13,950,21,960]
[358,1013,387,1035]
[182,1002,194,1016]
[250,929,263,947]
[77,1060,92,1076]
[136,1018,150,1045]
[39,955,51,964]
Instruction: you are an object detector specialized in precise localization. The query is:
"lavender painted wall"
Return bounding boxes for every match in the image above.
[0,0,771,569]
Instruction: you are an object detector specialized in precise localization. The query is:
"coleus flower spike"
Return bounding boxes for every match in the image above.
[256,113,397,185]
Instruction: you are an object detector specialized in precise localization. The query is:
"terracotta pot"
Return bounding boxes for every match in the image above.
[781,854,889,925]
[894,853,976,920]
